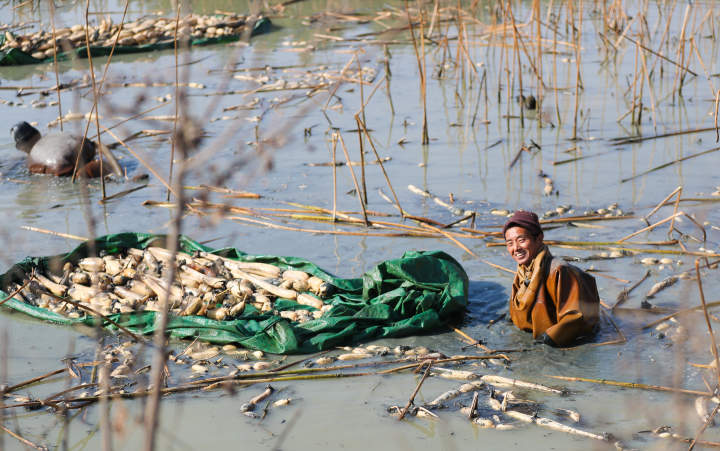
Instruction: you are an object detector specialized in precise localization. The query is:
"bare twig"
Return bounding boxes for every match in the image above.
[398,361,433,420]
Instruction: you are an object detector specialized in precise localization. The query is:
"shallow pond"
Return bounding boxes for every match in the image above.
[1,0,720,449]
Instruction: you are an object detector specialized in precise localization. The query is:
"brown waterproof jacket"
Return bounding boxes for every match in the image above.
[509,259,599,346]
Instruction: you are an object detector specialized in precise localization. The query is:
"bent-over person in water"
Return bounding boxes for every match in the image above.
[503,210,599,347]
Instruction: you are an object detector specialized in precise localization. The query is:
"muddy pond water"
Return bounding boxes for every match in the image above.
[1,0,720,449]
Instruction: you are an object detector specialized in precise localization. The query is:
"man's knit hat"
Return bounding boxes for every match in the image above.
[502,210,542,237]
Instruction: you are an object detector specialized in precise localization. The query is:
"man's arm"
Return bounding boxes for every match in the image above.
[543,264,599,346]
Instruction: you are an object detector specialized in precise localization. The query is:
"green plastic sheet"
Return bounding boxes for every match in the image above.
[0,233,468,354]
[0,17,272,66]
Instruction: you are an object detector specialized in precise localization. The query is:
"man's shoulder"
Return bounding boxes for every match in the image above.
[549,257,590,278]
[548,257,599,290]
[549,257,570,273]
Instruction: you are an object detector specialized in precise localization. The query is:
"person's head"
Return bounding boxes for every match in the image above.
[503,210,544,266]
[11,121,41,153]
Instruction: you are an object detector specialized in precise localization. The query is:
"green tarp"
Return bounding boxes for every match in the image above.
[0,17,272,66]
[0,233,468,354]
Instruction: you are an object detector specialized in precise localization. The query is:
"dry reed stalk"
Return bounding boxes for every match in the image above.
[188,355,505,389]
[90,103,167,142]
[102,128,176,196]
[618,212,683,242]
[695,259,720,391]
[62,369,390,406]
[479,259,515,275]
[227,215,441,238]
[188,185,260,198]
[99,184,148,204]
[621,146,720,183]
[570,0,582,138]
[43,292,144,342]
[19,226,87,241]
[586,271,630,284]
[454,17,481,87]
[81,0,106,198]
[642,301,720,333]
[497,2,545,83]
[482,67,489,122]
[426,0,439,37]
[453,327,497,354]
[50,356,506,407]
[418,3,429,144]
[69,0,129,182]
[323,55,357,110]
[654,198,720,207]
[708,6,716,40]
[460,227,499,236]
[98,359,113,451]
[5,360,102,394]
[491,2,503,104]
[254,206,383,216]
[377,189,448,227]
[336,133,369,225]
[42,381,99,405]
[508,145,531,168]
[534,0,542,128]
[654,1,677,78]
[552,6,561,125]
[547,375,710,396]
[642,186,682,226]
[638,45,657,130]
[609,246,719,258]
[218,202,473,239]
[502,1,512,131]
[626,34,696,76]
[283,201,391,220]
[588,310,626,347]
[509,2,524,128]
[617,95,637,125]
[506,238,678,247]
[48,0,62,132]
[355,116,403,214]
[0,424,47,451]
[613,269,650,309]
[418,222,476,256]
[689,36,715,100]
[690,402,720,450]
[610,126,720,145]
[613,13,638,48]
[167,3,182,202]
[0,276,33,309]
[667,187,683,238]
[357,76,388,113]
[452,2,463,85]
[672,4,692,99]
[682,6,701,90]
[144,22,192,446]
[404,1,426,138]
[383,45,395,114]
[541,214,635,224]
[331,132,338,222]
[397,361,433,420]
[715,89,720,143]
[354,54,369,205]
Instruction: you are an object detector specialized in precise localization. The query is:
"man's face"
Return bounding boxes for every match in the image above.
[505,226,543,266]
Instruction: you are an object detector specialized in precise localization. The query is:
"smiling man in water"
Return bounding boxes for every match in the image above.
[504,210,600,347]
